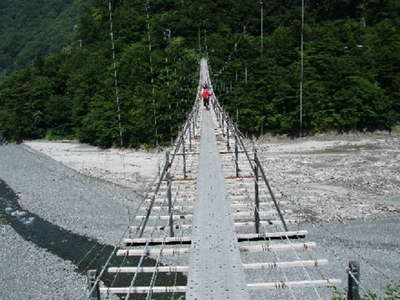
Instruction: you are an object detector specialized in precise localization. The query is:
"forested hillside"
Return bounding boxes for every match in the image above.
[0,0,85,79]
[0,0,399,147]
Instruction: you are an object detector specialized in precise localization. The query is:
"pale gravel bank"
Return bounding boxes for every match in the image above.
[1,134,398,299]
[0,144,144,245]
[25,140,161,190]
[0,224,86,300]
[0,142,160,300]
[256,133,400,222]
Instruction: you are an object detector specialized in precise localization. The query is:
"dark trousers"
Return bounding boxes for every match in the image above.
[204,98,209,107]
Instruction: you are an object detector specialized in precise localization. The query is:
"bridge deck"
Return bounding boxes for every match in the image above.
[187,108,250,299]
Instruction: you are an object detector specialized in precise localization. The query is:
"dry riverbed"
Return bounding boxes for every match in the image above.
[25,140,161,189]
[255,132,400,223]
[1,134,399,299]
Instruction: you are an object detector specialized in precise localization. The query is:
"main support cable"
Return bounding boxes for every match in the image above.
[144,0,159,147]
[299,0,305,138]
[108,0,123,147]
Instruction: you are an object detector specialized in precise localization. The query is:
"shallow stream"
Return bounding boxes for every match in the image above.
[0,179,186,299]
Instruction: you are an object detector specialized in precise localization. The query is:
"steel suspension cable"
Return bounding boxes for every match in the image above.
[144,0,159,147]
[108,0,123,147]
[299,0,305,138]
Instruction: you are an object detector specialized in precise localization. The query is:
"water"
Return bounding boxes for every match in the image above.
[0,179,186,299]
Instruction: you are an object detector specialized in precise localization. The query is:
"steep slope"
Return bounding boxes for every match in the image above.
[0,0,85,79]
[0,0,399,147]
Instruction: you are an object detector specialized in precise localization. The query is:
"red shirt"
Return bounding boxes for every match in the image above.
[200,89,212,99]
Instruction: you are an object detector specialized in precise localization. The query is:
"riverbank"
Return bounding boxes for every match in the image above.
[256,132,400,222]
[0,143,160,299]
[0,144,144,245]
[0,133,399,299]
[25,140,161,189]
[0,223,86,300]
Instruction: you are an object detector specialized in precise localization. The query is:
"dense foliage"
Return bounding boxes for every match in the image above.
[0,0,399,147]
[0,0,85,80]
[0,0,199,147]
[212,0,400,136]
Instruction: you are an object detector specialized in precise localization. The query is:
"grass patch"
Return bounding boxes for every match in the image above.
[332,284,400,299]
[391,125,400,134]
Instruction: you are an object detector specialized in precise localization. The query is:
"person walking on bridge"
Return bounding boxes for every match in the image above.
[199,84,213,110]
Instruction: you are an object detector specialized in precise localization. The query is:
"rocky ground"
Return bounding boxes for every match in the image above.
[0,144,145,245]
[255,132,400,223]
[0,143,151,300]
[25,140,161,189]
[0,223,86,300]
[0,134,399,299]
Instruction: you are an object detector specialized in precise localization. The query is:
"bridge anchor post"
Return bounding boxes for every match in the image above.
[167,172,174,237]
[347,261,361,300]
[87,270,101,300]
[182,137,187,179]
[189,120,192,151]
[226,124,230,151]
[221,116,225,136]
[254,150,260,234]
[235,135,239,177]
[192,118,196,138]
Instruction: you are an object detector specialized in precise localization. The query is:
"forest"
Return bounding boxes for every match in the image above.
[0,0,399,148]
[0,0,85,80]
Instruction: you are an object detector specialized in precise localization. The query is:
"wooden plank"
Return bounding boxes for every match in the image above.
[99,286,186,294]
[231,203,270,209]
[116,242,316,256]
[133,211,277,221]
[239,242,316,253]
[142,194,279,204]
[237,230,307,241]
[234,220,296,227]
[162,177,196,182]
[108,266,188,273]
[129,220,296,232]
[142,205,194,211]
[98,278,341,294]
[124,231,306,244]
[123,231,306,246]
[233,211,277,219]
[225,175,255,179]
[129,224,191,232]
[144,198,195,204]
[133,214,193,221]
[243,259,328,270]
[123,236,191,246]
[117,247,190,256]
[107,259,328,274]
[248,279,341,290]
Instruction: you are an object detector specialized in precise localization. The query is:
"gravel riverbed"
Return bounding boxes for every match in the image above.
[256,133,400,222]
[0,143,151,299]
[0,224,86,300]
[1,133,399,299]
[0,144,145,245]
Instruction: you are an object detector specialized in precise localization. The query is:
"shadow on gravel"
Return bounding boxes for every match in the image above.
[0,179,186,299]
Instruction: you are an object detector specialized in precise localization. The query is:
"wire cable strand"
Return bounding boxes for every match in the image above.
[108,0,123,147]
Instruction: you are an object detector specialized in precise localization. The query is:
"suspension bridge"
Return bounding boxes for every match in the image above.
[84,58,344,300]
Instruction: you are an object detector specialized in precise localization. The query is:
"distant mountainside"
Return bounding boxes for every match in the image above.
[0,0,86,79]
[0,0,399,147]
